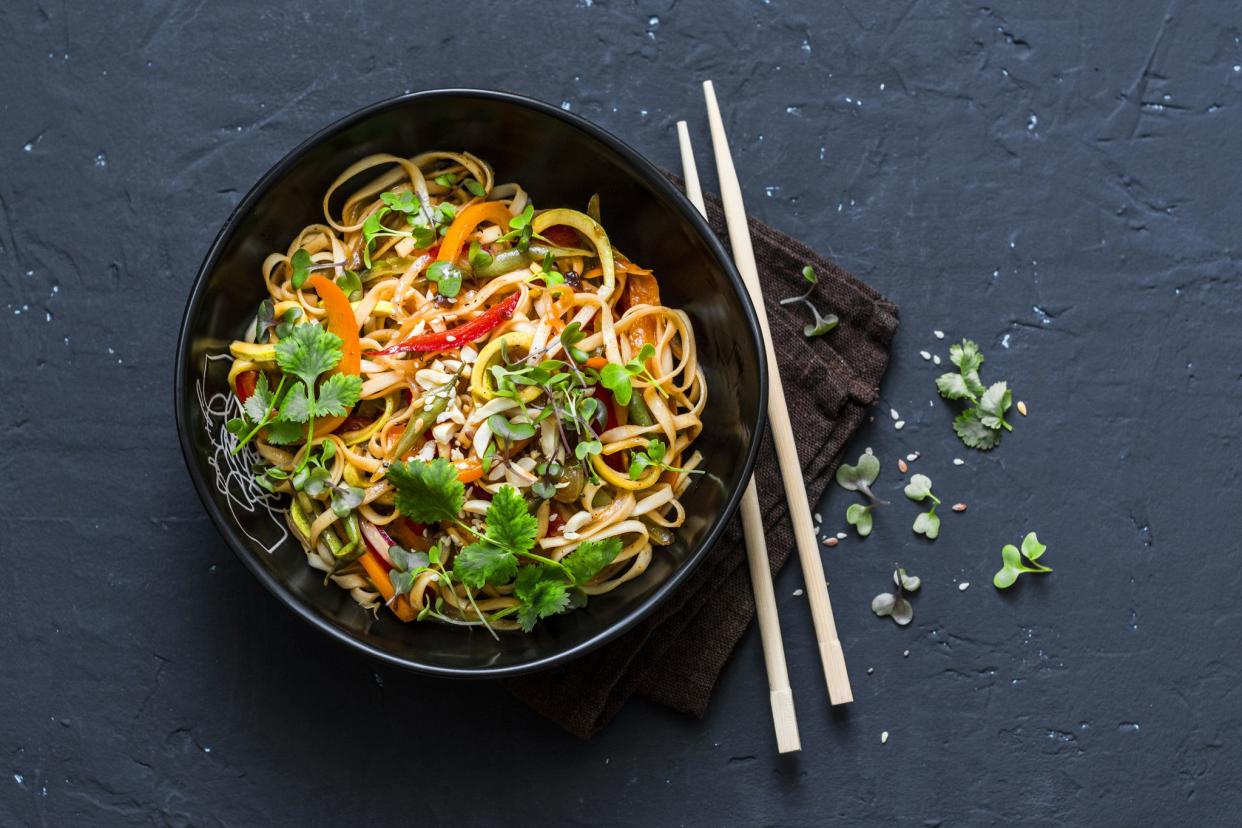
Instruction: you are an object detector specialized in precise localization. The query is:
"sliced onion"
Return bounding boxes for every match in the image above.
[360,520,396,566]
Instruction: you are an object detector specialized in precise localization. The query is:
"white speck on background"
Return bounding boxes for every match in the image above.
[765,186,780,197]
[880,82,886,91]
[959,582,970,591]
[1234,64,1241,72]
[903,650,909,657]
[867,667,874,674]
[801,38,811,53]
[560,101,571,111]
[1002,333,1011,349]
[881,731,889,744]
[920,350,931,360]
[648,15,658,25]
[1027,112,1038,130]
[953,458,965,466]
[13,774,22,785]
[785,105,801,116]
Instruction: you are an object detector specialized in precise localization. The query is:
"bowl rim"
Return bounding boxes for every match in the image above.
[174,88,768,678]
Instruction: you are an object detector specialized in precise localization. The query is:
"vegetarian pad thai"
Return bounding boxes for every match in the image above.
[223,151,706,634]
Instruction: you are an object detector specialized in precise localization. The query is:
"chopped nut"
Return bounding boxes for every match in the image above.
[898,459,909,473]
[824,537,839,547]
[952,503,967,512]
[1017,400,1029,416]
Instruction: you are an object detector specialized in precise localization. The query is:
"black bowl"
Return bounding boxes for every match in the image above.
[174,89,767,677]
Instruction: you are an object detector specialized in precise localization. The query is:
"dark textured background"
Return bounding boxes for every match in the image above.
[2,0,1239,825]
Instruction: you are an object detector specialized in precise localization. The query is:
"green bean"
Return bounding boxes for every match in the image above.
[391,393,451,460]
[627,393,655,427]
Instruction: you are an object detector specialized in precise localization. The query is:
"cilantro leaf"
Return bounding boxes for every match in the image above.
[279,383,312,423]
[264,419,306,445]
[514,565,571,632]
[275,324,343,387]
[243,373,273,422]
[485,485,539,556]
[562,537,622,585]
[953,410,1002,450]
[386,458,465,524]
[453,542,518,589]
[977,381,1012,430]
[935,371,977,402]
[949,339,983,374]
[315,373,362,417]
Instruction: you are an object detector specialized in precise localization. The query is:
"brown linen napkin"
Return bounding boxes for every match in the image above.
[505,188,899,738]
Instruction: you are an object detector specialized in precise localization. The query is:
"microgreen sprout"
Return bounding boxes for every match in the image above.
[599,343,664,407]
[426,260,464,298]
[993,532,1052,589]
[778,265,839,337]
[835,448,887,537]
[627,439,703,481]
[903,473,941,539]
[872,564,920,625]
[935,339,1014,451]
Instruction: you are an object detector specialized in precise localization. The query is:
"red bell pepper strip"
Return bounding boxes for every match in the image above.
[235,371,258,403]
[372,292,519,356]
[540,224,580,248]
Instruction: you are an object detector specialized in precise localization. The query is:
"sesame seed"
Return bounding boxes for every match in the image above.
[953,458,965,466]
[933,330,945,339]
[824,537,839,547]
[894,420,905,430]
[793,588,804,597]
[919,350,931,360]
[959,582,970,591]
[932,355,941,365]
[1017,400,1028,416]
[906,452,919,461]
[813,512,822,524]
[890,408,900,420]
[898,459,908,473]
[836,532,847,540]
[881,731,890,744]
[903,649,909,657]
[952,503,967,512]
[866,667,874,674]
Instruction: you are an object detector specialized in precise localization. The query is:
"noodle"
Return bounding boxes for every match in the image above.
[224,151,706,633]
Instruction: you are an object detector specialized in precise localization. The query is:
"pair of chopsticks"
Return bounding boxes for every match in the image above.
[676,81,854,753]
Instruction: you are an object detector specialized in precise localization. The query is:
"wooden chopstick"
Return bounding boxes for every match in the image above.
[702,80,854,706]
[677,121,801,754]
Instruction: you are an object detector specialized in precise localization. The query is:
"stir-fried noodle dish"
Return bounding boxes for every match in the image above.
[223,151,705,634]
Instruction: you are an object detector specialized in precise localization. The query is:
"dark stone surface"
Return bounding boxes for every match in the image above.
[2,0,1239,824]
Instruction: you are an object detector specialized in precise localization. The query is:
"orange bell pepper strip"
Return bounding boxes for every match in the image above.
[584,356,609,370]
[306,274,361,437]
[359,550,417,622]
[624,270,661,352]
[454,458,485,485]
[437,201,513,265]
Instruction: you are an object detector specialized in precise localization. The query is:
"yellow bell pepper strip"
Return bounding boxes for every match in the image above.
[470,332,541,404]
[437,201,514,265]
[532,208,615,298]
[306,274,362,437]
